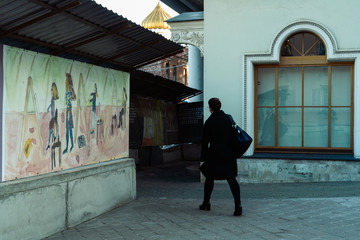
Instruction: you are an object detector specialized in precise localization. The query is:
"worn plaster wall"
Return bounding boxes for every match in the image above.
[0,158,135,240]
[238,159,360,183]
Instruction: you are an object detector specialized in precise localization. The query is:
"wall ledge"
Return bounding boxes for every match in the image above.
[0,158,136,240]
[0,158,134,196]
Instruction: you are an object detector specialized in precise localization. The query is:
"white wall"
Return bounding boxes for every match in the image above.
[204,0,360,156]
[204,0,360,118]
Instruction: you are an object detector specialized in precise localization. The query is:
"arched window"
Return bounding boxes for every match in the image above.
[279,32,328,66]
[281,32,326,57]
[255,32,353,153]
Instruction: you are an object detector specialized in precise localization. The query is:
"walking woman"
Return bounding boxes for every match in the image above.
[199,98,242,216]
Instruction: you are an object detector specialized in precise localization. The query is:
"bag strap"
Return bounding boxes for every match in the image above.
[226,114,237,128]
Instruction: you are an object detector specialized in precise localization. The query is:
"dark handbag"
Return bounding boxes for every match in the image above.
[227,114,253,157]
[199,162,210,177]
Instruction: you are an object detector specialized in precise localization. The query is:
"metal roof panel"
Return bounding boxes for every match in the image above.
[0,0,183,71]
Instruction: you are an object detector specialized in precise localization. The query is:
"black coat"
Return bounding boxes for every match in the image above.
[200,110,237,180]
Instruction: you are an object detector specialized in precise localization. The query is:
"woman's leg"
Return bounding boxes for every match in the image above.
[203,177,214,204]
[227,177,241,208]
[200,177,214,210]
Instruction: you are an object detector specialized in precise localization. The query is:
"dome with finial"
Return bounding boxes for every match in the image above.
[141,1,171,30]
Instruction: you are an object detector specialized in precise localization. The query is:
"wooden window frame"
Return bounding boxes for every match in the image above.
[255,61,354,154]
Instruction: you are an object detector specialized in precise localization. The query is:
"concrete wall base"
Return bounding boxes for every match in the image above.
[0,158,136,240]
[238,158,360,183]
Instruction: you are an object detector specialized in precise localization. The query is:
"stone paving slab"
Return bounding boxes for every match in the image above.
[45,162,360,240]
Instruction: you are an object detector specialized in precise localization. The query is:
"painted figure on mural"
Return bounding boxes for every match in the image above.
[89,83,98,134]
[46,82,59,150]
[63,73,75,154]
[118,87,127,129]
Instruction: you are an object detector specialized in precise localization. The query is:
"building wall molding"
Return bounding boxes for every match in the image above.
[168,21,204,56]
[172,30,204,56]
[243,20,360,157]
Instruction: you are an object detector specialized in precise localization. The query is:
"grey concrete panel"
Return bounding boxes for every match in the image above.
[67,167,136,227]
[0,158,136,240]
[0,184,66,240]
[238,158,360,183]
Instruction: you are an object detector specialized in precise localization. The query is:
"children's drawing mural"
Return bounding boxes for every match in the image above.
[3,45,129,181]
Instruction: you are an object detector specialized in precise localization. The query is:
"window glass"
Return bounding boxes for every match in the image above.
[257,31,352,152]
[331,108,351,148]
[287,34,302,56]
[278,67,302,106]
[306,41,326,56]
[257,68,275,106]
[278,108,302,147]
[257,108,275,146]
[304,108,328,147]
[303,33,326,56]
[331,66,351,106]
[304,66,328,106]
[304,33,317,54]
[281,32,326,57]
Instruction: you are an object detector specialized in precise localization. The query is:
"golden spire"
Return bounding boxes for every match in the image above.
[141,1,171,30]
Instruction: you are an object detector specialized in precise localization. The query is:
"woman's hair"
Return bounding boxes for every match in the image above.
[208,97,221,111]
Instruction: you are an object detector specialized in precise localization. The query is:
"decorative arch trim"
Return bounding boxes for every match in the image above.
[242,20,360,157]
[171,30,204,56]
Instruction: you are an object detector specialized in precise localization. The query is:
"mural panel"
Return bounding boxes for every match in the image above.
[3,45,129,181]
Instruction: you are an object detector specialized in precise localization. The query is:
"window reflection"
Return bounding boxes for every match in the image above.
[257,108,275,146]
[257,33,352,151]
[281,32,326,56]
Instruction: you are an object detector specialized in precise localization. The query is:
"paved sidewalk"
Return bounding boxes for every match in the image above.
[46,162,360,240]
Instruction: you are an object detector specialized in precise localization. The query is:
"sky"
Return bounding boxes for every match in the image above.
[95,0,178,25]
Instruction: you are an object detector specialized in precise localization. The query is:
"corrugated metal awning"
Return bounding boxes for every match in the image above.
[0,0,184,72]
[131,70,201,103]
